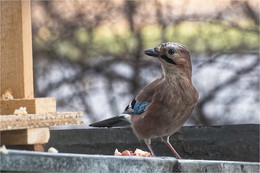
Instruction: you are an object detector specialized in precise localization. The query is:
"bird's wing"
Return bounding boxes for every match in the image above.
[90,77,163,128]
[123,98,150,115]
[123,77,163,115]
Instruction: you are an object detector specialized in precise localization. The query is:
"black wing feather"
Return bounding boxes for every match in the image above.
[89,116,130,127]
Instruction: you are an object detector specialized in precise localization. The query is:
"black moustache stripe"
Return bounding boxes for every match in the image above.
[161,55,176,65]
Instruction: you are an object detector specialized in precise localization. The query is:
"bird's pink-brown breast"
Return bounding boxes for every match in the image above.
[131,75,199,140]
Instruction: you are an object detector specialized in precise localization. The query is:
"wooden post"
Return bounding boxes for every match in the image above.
[0,0,58,115]
[0,0,51,151]
[0,0,83,151]
[0,0,34,99]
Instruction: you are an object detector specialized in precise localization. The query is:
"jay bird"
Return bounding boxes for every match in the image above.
[90,42,199,159]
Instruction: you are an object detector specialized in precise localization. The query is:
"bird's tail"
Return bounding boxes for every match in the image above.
[89,115,131,128]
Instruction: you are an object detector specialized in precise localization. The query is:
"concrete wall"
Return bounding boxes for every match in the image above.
[1,150,259,172]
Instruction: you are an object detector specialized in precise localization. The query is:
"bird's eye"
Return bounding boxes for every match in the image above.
[168,49,176,55]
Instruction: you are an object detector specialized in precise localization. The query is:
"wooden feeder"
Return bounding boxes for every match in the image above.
[0,0,83,151]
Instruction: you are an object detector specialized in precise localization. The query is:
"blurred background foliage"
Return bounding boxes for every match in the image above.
[31,0,259,127]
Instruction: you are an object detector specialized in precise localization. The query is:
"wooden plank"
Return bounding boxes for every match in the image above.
[0,0,34,99]
[0,98,56,115]
[0,112,83,131]
[1,128,50,145]
[6,144,45,152]
[35,98,57,115]
[0,118,83,131]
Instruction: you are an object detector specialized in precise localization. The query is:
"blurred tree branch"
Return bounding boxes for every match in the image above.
[31,0,259,125]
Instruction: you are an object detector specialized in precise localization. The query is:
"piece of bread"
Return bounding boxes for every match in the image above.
[1,89,14,100]
[14,107,28,115]
[114,148,151,157]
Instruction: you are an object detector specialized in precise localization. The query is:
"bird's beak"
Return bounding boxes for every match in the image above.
[144,48,161,57]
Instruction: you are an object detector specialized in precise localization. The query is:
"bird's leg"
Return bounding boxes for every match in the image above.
[162,136,182,159]
[144,139,156,157]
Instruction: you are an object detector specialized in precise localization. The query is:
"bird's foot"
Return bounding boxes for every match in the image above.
[174,153,182,159]
[162,136,182,159]
[144,139,156,157]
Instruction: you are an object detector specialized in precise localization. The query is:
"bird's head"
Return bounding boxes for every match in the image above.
[144,42,192,79]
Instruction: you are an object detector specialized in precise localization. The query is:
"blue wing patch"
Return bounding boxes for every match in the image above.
[133,101,150,114]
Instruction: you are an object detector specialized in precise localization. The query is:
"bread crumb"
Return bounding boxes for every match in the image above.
[1,89,14,100]
[14,107,28,115]
[1,145,8,154]
[114,148,151,157]
[122,150,132,156]
[134,148,151,157]
[114,149,121,156]
[48,147,58,153]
